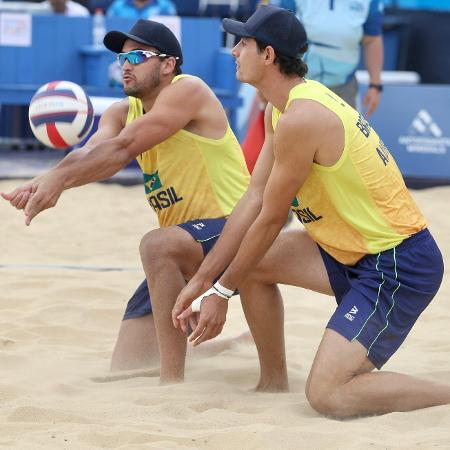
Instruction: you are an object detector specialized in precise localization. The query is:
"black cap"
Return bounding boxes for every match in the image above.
[222,5,307,58]
[104,19,183,66]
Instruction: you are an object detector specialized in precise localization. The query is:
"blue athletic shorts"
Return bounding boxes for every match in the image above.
[123,217,227,320]
[320,229,444,369]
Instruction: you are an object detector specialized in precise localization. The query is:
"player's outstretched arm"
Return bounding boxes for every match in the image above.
[0,100,127,214]
[52,99,128,170]
[22,80,204,225]
[56,78,206,189]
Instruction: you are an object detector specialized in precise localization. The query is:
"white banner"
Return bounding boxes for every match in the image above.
[0,12,32,47]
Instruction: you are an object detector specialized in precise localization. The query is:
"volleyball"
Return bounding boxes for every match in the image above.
[28,81,94,149]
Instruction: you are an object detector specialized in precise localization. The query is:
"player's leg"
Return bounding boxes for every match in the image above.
[110,280,159,371]
[238,228,334,392]
[306,229,450,417]
[306,329,450,418]
[111,279,159,371]
[110,316,159,371]
[140,225,204,383]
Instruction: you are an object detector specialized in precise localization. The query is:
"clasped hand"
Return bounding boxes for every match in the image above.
[172,276,229,346]
[1,172,64,225]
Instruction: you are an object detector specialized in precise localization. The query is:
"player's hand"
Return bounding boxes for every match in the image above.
[180,293,229,347]
[1,177,40,210]
[23,173,65,226]
[363,88,381,117]
[172,275,213,332]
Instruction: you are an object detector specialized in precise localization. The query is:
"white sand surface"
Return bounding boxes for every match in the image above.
[0,180,449,449]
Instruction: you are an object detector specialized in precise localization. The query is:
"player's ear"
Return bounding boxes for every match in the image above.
[265,46,276,64]
[161,57,177,76]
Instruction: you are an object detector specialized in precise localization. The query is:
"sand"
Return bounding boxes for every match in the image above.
[0,179,449,449]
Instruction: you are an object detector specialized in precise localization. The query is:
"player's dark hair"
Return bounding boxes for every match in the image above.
[256,40,308,77]
[174,61,182,76]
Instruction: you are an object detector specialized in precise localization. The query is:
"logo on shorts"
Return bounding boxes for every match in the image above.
[193,222,205,230]
[345,305,358,322]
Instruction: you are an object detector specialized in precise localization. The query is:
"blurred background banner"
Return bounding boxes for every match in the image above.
[366,84,450,184]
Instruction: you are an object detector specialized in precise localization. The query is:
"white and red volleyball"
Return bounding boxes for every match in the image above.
[28,81,94,149]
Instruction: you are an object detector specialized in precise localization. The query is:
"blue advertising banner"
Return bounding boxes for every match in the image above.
[365,84,450,181]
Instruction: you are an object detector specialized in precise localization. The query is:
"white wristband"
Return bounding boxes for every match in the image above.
[190,285,231,313]
[213,281,234,298]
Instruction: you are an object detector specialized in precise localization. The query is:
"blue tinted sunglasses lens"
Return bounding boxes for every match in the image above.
[118,51,148,66]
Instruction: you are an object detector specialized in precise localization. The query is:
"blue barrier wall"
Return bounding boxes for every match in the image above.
[0,15,223,90]
[0,16,90,87]
[364,84,450,183]
[0,15,241,138]
[384,0,450,11]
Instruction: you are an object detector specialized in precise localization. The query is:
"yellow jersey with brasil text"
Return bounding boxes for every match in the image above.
[272,80,426,265]
[126,74,250,228]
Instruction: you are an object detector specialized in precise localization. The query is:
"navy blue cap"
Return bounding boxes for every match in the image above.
[222,5,307,58]
[104,19,183,66]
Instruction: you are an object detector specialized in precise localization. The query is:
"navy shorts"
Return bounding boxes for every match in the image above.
[320,229,444,369]
[123,217,227,320]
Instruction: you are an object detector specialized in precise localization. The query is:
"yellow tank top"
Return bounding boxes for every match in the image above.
[126,74,250,227]
[272,80,426,265]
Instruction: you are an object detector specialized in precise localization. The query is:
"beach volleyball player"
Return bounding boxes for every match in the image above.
[2,20,250,382]
[173,6,450,416]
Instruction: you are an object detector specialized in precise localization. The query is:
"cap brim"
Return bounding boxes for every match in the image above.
[103,30,156,53]
[222,18,252,38]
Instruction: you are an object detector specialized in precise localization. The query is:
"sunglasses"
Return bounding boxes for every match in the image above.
[117,50,179,67]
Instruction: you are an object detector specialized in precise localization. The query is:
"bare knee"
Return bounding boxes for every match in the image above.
[140,230,157,257]
[140,230,169,264]
[305,376,334,416]
[305,373,349,418]
[139,228,202,278]
[139,230,184,275]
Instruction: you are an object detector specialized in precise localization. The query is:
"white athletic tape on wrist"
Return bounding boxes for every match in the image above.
[190,286,230,313]
[213,281,234,298]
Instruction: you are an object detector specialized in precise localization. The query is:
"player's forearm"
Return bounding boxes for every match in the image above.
[363,36,383,85]
[52,147,90,171]
[58,138,134,189]
[195,190,263,281]
[219,209,285,290]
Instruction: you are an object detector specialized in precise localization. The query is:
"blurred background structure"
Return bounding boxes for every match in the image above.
[0,0,450,185]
